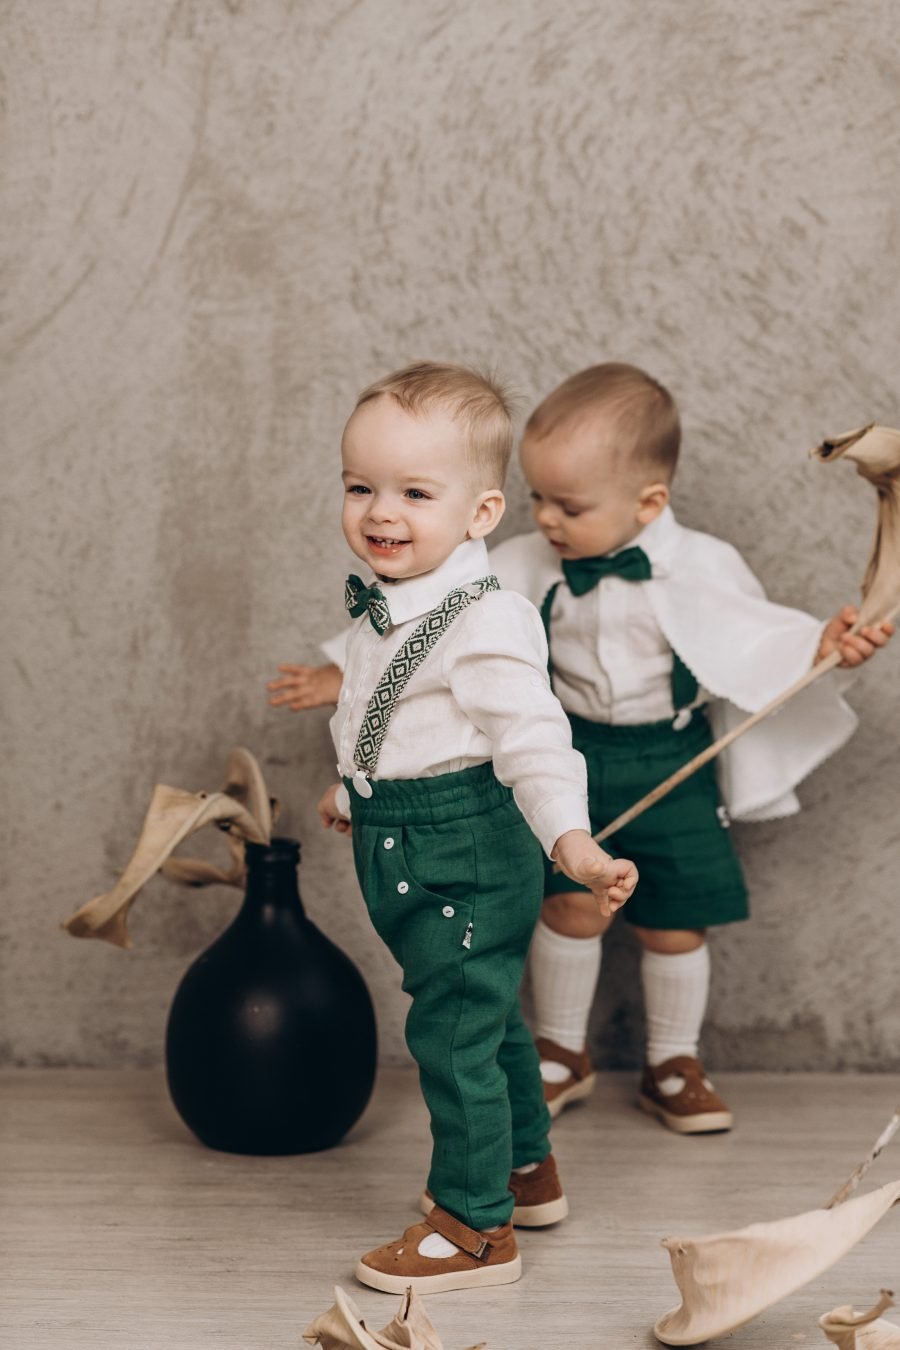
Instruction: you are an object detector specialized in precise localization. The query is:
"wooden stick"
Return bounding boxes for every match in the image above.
[825,1106,900,1209]
[584,598,900,848]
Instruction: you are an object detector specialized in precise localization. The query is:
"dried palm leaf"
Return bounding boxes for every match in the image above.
[62,747,276,949]
[301,1284,486,1350]
[820,1291,900,1348]
[654,1106,900,1345]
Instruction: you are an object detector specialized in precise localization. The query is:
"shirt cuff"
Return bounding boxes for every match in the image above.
[527,795,592,859]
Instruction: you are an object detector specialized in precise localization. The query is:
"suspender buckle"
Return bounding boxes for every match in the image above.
[352,770,374,799]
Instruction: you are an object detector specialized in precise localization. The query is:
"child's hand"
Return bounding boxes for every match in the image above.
[268,662,343,710]
[816,605,895,668]
[317,783,352,835]
[552,830,638,917]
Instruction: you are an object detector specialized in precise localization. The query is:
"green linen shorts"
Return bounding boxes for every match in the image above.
[545,710,749,930]
[348,762,551,1231]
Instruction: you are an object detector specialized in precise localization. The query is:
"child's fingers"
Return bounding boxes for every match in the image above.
[840,634,877,665]
[277,663,310,674]
[860,624,893,646]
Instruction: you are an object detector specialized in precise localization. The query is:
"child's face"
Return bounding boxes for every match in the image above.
[520,412,661,560]
[341,396,504,580]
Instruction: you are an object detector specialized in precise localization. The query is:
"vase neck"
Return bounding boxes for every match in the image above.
[242,839,305,916]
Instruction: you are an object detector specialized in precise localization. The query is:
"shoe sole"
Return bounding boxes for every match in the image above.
[355,1253,523,1295]
[419,1191,569,1228]
[636,1092,734,1134]
[547,1072,596,1119]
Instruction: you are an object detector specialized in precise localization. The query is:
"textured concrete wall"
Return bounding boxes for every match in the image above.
[3,0,899,1071]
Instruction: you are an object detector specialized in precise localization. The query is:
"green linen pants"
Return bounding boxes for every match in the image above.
[348,762,551,1231]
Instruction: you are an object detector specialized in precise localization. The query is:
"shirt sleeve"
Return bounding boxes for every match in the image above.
[441,592,591,856]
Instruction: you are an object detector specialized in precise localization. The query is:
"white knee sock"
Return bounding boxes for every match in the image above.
[529,920,602,1060]
[641,944,710,1066]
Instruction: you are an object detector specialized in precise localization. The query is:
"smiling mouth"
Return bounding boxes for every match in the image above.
[366,534,410,551]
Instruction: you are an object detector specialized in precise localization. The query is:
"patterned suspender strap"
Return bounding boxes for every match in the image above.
[353,575,500,776]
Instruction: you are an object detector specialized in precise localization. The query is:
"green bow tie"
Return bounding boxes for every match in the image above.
[345,574,391,635]
[562,545,652,596]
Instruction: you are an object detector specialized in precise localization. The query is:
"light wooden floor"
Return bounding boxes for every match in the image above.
[1,1068,898,1349]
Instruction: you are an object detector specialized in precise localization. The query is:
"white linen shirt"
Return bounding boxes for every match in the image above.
[329,538,590,856]
[539,512,697,725]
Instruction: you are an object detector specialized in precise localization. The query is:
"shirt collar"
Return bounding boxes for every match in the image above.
[374,537,492,626]
[611,505,678,578]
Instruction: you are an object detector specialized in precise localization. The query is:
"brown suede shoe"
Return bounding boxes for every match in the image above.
[637,1055,734,1134]
[536,1036,596,1118]
[355,1205,521,1294]
[420,1152,569,1228]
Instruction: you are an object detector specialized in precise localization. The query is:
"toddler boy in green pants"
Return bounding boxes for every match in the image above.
[314,362,638,1295]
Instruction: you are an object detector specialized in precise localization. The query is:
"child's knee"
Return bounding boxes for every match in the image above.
[633,925,706,954]
[541,891,614,939]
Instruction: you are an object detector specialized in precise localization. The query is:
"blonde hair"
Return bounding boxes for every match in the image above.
[355,361,514,487]
[525,363,681,482]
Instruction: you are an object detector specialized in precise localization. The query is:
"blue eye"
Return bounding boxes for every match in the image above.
[346,485,371,495]
[405,488,430,501]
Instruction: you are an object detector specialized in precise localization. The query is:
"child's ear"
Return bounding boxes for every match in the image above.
[636,481,669,525]
[468,489,506,539]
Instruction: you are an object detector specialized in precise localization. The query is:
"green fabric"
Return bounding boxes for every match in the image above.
[671,650,699,709]
[348,763,550,1230]
[562,544,652,594]
[544,711,749,929]
[345,574,390,634]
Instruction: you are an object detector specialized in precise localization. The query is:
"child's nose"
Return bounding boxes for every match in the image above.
[367,496,398,523]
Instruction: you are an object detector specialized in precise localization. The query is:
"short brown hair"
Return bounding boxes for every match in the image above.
[525,363,681,481]
[355,361,514,487]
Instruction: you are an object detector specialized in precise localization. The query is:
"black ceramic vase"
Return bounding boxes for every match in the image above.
[165,836,377,1154]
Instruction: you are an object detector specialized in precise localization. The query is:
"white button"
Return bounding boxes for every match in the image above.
[352,772,373,799]
[442,905,455,918]
[397,881,409,894]
[383,837,395,850]
[672,708,693,731]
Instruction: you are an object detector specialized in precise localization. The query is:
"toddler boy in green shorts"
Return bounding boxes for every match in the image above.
[312,362,638,1295]
[490,363,893,1134]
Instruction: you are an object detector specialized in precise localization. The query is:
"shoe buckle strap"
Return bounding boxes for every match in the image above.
[427,1205,491,1259]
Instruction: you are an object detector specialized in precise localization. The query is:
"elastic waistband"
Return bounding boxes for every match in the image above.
[567,707,711,751]
[344,761,512,826]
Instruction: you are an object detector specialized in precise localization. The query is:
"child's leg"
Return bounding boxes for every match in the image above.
[497,995,553,1171]
[527,890,613,1115]
[634,924,732,1134]
[635,925,708,1064]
